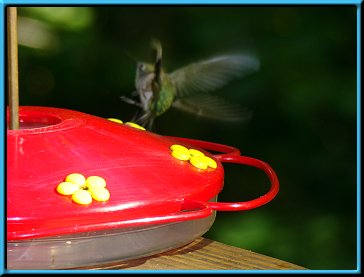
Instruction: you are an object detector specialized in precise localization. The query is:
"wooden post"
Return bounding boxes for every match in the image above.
[7,7,19,130]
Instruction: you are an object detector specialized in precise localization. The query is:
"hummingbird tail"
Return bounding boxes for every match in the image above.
[135,111,155,131]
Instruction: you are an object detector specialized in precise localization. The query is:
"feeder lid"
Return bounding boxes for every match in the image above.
[7,106,226,241]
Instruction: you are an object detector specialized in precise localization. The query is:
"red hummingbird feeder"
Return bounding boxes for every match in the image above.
[6,8,279,270]
[7,106,279,269]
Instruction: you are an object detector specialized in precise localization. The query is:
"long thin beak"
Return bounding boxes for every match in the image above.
[151,39,162,62]
[123,50,138,63]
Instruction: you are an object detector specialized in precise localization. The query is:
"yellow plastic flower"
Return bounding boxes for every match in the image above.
[125,122,146,131]
[107,118,123,124]
[57,173,110,205]
[170,145,217,170]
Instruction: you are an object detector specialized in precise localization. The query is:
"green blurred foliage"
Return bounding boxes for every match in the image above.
[15,6,357,270]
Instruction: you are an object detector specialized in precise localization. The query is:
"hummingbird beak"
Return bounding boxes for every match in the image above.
[123,50,138,63]
[151,39,163,85]
[151,39,162,62]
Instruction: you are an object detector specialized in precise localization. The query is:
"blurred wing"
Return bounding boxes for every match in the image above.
[172,93,252,122]
[169,55,260,97]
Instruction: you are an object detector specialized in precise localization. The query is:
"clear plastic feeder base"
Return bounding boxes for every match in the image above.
[7,213,215,270]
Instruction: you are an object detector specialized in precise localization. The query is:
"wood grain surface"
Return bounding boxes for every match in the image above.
[80,237,307,270]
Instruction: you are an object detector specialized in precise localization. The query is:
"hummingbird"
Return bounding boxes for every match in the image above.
[121,40,260,130]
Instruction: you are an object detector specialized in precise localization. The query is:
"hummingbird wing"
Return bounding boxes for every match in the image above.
[172,93,252,122]
[169,54,260,97]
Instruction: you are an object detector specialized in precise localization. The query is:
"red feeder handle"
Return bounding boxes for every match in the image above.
[209,154,280,211]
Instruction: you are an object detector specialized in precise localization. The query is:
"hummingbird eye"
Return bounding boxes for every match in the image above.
[138,63,146,71]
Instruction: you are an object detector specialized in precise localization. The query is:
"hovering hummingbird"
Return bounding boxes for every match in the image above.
[121,40,260,130]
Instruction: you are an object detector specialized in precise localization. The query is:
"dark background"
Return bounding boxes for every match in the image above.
[13,6,357,269]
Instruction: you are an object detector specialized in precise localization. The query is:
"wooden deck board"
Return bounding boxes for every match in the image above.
[80,237,307,270]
